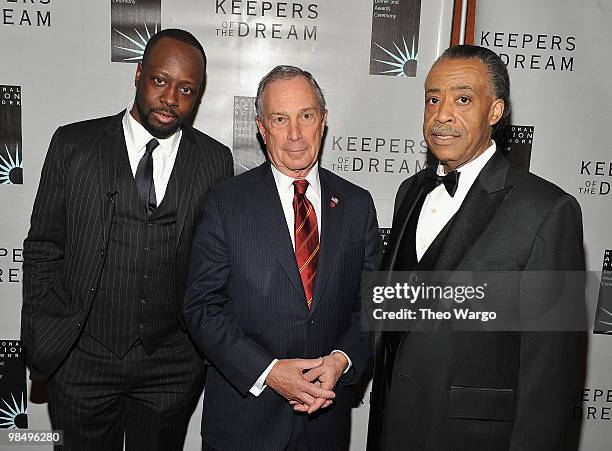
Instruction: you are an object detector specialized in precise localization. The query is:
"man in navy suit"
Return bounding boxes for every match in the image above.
[184,65,381,450]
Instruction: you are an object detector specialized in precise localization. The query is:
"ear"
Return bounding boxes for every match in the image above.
[321,109,328,129]
[255,116,267,144]
[134,63,143,87]
[489,99,505,126]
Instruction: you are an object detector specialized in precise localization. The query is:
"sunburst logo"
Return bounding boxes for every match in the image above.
[0,144,22,185]
[596,307,612,331]
[372,35,418,77]
[0,393,27,429]
[113,23,159,62]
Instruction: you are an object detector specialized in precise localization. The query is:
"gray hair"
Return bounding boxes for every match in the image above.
[255,65,326,118]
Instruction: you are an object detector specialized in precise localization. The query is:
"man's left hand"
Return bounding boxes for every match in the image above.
[292,352,348,414]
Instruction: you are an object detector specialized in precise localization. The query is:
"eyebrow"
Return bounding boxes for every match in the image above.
[269,106,318,115]
[425,85,475,94]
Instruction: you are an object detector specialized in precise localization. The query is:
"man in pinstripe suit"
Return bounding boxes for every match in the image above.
[184,65,381,451]
[21,29,233,451]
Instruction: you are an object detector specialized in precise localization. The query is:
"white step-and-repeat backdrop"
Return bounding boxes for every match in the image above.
[0,1,609,449]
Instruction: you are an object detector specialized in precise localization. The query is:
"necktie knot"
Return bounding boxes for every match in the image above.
[293,179,309,196]
[425,168,460,197]
[145,138,159,155]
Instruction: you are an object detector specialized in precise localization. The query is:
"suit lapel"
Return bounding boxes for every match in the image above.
[247,163,305,299]
[434,151,513,271]
[310,169,344,315]
[382,172,429,271]
[173,126,198,249]
[98,112,125,247]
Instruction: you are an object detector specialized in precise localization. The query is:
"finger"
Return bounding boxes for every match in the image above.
[297,357,324,371]
[308,397,326,414]
[293,403,309,412]
[297,392,316,406]
[300,380,335,400]
[321,399,333,409]
[302,366,326,382]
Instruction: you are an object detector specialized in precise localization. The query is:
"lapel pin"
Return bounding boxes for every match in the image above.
[329,196,339,208]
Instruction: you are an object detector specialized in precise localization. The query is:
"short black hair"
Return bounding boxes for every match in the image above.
[141,28,206,68]
[437,45,511,138]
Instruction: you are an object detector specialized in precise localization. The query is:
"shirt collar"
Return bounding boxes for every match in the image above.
[122,105,182,156]
[271,162,321,199]
[436,141,496,188]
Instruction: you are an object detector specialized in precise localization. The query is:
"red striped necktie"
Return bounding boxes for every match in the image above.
[293,179,319,309]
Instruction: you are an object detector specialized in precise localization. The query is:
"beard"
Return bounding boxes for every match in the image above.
[135,97,181,139]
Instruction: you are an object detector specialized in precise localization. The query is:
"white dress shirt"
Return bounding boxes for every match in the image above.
[416,142,497,261]
[249,163,351,397]
[122,107,181,204]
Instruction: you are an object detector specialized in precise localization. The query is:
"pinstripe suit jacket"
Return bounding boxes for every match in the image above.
[183,161,382,450]
[21,111,233,380]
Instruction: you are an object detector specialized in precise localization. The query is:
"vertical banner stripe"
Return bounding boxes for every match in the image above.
[369,0,422,77]
[110,0,162,63]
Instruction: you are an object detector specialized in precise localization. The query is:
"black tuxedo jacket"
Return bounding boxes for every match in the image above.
[368,151,586,451]
[184,161,382,450]
[21,111,233,380]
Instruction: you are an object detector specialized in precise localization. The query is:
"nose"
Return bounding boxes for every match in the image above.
[287,120,303,142]
[435,98,454,124]
[160,84,178,108]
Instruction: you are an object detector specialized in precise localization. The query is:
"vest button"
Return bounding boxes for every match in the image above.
[143,274,149,279]
[308,319,316,326]
[144,247,150,252]
[138,323,144,329]
[140,298,147,304]
[76,322,81,328]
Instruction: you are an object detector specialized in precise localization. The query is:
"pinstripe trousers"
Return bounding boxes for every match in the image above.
[47,330,206,451]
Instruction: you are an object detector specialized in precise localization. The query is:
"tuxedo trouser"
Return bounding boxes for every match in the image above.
[47,330,206,451]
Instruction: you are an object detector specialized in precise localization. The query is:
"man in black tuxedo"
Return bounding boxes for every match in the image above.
[367,45,586,450]
[184,65,381,450]
[21,29,233,451]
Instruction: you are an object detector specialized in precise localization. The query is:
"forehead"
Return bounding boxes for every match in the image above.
[425,58,491,94]
[144,37,204,76]
[263,76,319,113]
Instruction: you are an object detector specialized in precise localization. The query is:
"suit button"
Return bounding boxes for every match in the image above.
[308,319,316,326]
[76,322,81,328]
[140,298,147,304]
[100,249,105,257]
[144,247,150,252]
[138,323,144,329]
[89,288,95,295]
[143,274,149,279]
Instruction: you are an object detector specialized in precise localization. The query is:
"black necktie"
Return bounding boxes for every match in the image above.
[135,138,158,214]
[425,167,460,197]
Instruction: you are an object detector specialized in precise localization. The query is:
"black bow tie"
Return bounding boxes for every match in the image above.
[424,168,460,197]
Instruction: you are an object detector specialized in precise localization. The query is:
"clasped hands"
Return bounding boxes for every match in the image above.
[265,353,348,414]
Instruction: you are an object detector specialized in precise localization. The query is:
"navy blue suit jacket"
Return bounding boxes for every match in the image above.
[184,161,381,450]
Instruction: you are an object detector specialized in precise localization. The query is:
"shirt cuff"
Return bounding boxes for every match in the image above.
[249,359,278,397]
[331,350,352,374]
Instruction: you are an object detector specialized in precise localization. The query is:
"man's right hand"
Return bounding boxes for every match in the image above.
[265,358,336,407]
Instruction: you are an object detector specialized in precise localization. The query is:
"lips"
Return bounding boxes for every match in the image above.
[150,108,178,125]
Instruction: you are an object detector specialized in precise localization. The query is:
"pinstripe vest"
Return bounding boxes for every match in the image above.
[85,143,180,357]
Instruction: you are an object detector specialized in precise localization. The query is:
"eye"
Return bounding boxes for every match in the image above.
[300,111,316,121]
[457,96,471,104]
[271,116,287,126]
[180,86,194,96]
[153,77,166,86]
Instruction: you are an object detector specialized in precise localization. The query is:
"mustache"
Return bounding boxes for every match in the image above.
[429,125,461,136]
[149,106,178,119]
